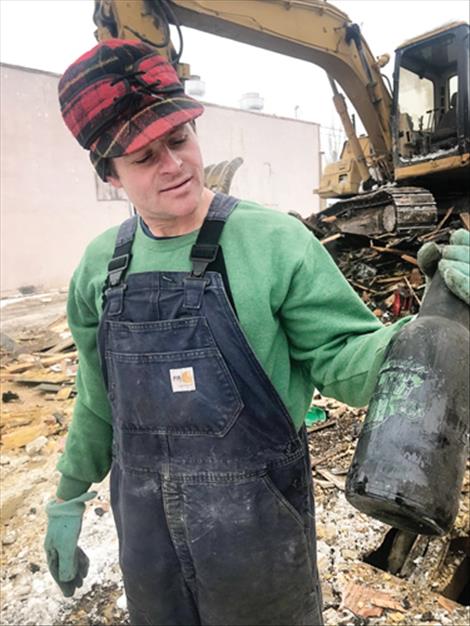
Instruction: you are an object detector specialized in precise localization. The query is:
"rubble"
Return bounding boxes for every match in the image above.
[0,292,469,626]
[2,530,17,546]
[303,207,470,320]
[25,435,49,456]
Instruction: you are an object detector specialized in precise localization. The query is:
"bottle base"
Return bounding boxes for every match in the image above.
[345,489,450,536]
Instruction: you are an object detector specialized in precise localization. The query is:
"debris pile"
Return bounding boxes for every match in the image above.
[305,207,470,320]
[1,309,77,465]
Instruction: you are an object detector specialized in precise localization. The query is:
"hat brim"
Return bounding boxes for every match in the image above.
[91,95,204,160]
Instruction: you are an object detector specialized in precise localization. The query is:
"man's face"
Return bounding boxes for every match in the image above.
[108,123,207,234]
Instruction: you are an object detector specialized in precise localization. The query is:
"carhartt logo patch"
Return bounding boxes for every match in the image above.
[170,367,196,392]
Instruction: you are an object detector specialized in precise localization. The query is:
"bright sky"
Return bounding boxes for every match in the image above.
[1,0,468,153]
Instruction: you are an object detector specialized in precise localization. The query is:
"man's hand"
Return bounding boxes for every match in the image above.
[418,228,470,305]
[44,491,97,597]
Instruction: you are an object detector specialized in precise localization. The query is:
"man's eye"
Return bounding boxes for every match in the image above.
[170,134,187,146]
[134,154,151,164]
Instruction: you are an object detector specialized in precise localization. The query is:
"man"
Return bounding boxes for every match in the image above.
[45,39,469,626]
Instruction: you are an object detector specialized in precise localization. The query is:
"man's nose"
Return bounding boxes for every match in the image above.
[159,145,183,173]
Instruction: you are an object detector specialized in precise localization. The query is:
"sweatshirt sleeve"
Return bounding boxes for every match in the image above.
[56,273,113,500]
[280,234,412,407]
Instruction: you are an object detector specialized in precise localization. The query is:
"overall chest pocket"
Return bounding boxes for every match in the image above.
[105,317,243,436]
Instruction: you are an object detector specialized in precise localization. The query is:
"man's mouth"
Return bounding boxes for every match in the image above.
[160,177,192,193]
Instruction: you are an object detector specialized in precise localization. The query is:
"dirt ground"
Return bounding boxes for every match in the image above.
[1,292,469,626]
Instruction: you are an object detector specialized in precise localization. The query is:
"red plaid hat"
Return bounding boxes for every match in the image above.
[58,39,204,179]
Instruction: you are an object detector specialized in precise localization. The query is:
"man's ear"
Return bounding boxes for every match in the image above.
[107,174,123,189]
[105,158,123,188]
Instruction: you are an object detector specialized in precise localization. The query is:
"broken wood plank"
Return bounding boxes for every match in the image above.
[33,351,78,366]
[7,369,71,385]
[437,595,460,613]
[388,530,418,575]
[420,206,453,241]
[42,336,75,355]
[400,535,429,578]
[460,212,470,231]
[370,245,418,266]
[342,582,383,618]
[403,276,422,306]
[309,442,351,467]
[348,280,380,294]
[307,418,337,433]
[315,479,335,489]
[1,423,49,449]
[320,233,342,245]
[342,581,405,618]
[5,360,42,374]
[37,383,64,393]
[56,386,73,400]
[46,313,69,333]
[375,275,408,284]
[315,467,346,491]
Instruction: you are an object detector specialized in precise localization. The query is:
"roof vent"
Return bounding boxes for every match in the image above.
[186,75,206,97]
[240,92,264,111]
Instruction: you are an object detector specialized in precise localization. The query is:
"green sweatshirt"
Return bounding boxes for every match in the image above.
[57,199,410,499]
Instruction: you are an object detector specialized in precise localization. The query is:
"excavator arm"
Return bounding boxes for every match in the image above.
[93,0,394,183]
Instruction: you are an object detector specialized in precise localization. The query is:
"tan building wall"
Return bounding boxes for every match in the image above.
[1,63,321,295]
[1,64,131,296]
[197,104,321,215]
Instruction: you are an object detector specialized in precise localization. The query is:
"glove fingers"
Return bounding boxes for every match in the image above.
[450,228,470,246]
[442,245,470,269]
[76,547,90,579]
[59,578,80,598]
[47,549,78,596]
[440,259,470,277]
[75,574,84,589]
[440,264,470,305]
[418,241,441,277]
[46,548,60,580]
[58,547,89,585]
[58,545,80,582]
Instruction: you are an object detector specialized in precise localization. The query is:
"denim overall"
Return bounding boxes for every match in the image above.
[98,193,323,626]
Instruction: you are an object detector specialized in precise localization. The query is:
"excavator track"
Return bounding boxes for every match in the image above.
[315,186,438,238]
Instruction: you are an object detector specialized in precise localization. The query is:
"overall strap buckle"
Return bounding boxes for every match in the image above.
[107,253,131,287]
[102,216,138,309]
[190,243,219,278]
[188,192,239,279]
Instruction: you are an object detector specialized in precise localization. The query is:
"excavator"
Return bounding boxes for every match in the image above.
[92,0,469,237]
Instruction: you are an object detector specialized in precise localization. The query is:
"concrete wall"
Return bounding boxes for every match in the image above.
[197,104,321,215]
[1,64,131,296]
[1,63,321,295]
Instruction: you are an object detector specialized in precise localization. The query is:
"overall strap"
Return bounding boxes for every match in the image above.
[190,192,239,277]
[102,216,138,307]
[190,193,239,312]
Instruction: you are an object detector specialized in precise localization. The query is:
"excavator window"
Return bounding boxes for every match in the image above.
[433,89,458,147]
[398,67,434,131]
[395,31,460,158]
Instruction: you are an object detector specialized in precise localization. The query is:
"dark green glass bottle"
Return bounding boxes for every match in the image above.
[346,272,469,535]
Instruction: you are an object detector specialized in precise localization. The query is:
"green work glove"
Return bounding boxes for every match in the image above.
[418,228,470,305]
[44,491,97,597]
